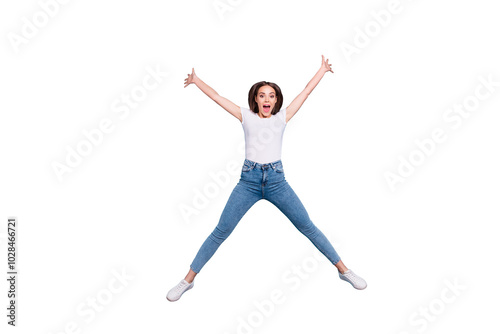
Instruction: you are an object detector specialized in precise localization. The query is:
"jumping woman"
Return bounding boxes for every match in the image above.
[167,55,367,302]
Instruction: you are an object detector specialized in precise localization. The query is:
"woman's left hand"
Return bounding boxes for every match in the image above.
[320,55,334,73]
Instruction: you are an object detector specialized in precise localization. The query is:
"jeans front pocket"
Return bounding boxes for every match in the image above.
[275,162,284,173]
[242,162,252,172]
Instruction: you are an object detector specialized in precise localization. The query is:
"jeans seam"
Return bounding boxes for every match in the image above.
[308,228,340,265]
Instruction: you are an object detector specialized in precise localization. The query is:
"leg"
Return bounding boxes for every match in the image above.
[189,183,260,275]
[267,181,344,271]
[184,268,197,284]
[334,259,348,274]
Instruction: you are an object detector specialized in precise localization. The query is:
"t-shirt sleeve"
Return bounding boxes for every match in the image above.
[281,107,287,124]
[240,106,246,125]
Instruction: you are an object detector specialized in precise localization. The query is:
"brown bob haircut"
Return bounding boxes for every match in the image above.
[248,81,284,116]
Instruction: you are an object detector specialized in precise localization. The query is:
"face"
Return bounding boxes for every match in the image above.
[255,85,277,118]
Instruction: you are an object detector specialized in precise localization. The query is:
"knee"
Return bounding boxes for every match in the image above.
[298,220,318,236]
[209,226,231,244]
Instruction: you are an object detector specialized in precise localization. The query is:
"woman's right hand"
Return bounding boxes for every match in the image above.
[184,68,197,88]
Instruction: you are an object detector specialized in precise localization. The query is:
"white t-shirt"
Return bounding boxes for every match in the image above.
[240,106,287,163]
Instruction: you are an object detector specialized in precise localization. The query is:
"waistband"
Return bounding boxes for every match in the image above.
[244,158,282,169]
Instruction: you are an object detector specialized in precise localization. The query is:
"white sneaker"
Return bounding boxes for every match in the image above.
[167,279,194,301]
[339,270,367,290]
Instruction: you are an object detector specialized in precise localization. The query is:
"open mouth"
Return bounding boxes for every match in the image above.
[263,104,271,112]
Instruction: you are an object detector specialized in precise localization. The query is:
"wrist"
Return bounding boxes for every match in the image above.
[192,75,200,85]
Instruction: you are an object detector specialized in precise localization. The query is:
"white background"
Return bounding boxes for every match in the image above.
[1,0,499,333]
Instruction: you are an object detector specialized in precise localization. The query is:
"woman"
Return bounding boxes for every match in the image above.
[167,55,366,302]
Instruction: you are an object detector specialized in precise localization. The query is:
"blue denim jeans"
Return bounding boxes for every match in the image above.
[190,159,341,274]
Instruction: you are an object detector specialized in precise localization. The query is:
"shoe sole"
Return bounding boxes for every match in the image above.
[339,275,367,290]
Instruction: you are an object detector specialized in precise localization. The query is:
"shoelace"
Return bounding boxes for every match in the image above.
[175,280,188,292]
[343,271,362,284]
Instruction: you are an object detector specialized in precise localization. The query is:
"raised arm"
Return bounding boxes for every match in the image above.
[184,68,242,122]
[286,55,333,123]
